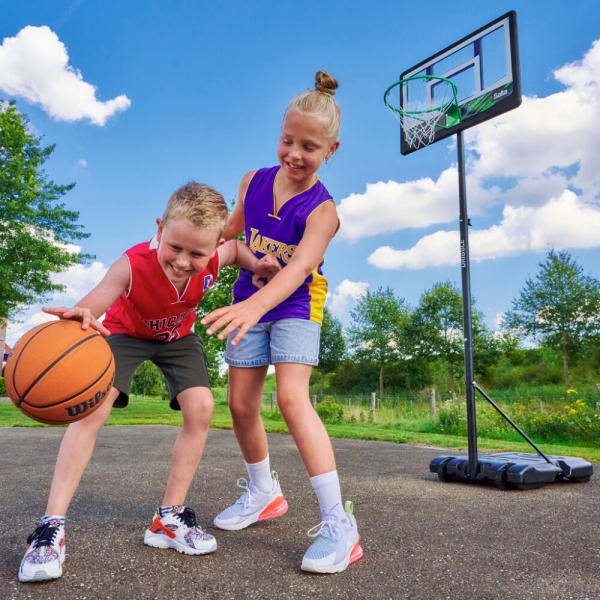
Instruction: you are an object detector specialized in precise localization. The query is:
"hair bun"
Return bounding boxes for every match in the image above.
[315,71,338,97]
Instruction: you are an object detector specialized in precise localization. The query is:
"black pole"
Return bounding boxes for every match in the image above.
[457,131,478,478]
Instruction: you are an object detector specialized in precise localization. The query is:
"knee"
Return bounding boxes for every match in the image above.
[229,400,259,426]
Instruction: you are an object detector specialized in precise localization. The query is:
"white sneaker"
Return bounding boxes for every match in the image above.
[301,501,363,574]
[214,471,288,531]
[144,506,217,555]
[19,518,66,582]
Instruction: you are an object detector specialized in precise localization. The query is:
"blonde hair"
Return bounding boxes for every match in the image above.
[283,71,341,144]
[162,182,228,234]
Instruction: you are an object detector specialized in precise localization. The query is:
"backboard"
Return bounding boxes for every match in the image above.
[397,11,521,155]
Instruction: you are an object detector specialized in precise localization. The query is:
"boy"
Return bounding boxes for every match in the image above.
[18,182,278,582]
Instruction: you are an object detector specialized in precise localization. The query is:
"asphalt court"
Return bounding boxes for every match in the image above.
[1,426,599,599]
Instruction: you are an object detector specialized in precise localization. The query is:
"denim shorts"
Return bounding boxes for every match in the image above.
[224,318,321,367]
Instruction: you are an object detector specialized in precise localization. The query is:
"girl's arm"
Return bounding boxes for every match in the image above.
[42,255,131,336]
[221,171,255,241]
[202,200,338,344]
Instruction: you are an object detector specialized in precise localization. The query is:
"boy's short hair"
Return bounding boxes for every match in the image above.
[162,182,228,234]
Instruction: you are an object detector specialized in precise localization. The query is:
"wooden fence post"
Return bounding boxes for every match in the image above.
[271,392,277,409]
[370,392,376,422]
[429,388,436,416]
[312,395,317,409]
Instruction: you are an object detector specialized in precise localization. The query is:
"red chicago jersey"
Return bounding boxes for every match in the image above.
[102,240,220,341]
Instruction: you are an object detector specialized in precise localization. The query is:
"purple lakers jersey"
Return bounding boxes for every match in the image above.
[232,166,334,324]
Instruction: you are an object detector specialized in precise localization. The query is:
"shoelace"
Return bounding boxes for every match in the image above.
[235,477,261,509]
[175,507,200,529]
[306,508,342,545]
[27,522,60,548]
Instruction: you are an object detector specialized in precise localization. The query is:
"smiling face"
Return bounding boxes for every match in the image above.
[156,218,222,286]
[277,111,340,185]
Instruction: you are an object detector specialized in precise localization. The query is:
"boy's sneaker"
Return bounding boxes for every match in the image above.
[301,501,363,574]
[214,471,288,531]
[144,506,217,555]
[19,518,66,582]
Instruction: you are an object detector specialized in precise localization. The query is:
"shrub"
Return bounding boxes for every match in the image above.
[316,396,344,422]
[0,376,6,397]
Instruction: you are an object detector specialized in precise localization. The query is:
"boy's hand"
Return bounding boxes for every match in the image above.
[251,255,281,289]
[201,301,262,346]
[42,306,111,337]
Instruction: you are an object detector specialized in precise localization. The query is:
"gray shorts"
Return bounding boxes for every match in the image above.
[106,333,210,410]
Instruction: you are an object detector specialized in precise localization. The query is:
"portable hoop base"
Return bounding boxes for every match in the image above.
[430,452,593,491]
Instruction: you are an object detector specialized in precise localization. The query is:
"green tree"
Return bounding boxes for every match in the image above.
[131,361,165,398]
[346,287,411,395]
[503,250,600,389]
[410,281,497,394]
[0,101,91,323]
[195,263,239,385]
[314,306,346,394]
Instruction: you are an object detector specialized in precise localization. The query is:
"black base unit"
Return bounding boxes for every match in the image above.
[430,452,593,490]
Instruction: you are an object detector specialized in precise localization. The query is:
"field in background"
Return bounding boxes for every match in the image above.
[2,384,600,463]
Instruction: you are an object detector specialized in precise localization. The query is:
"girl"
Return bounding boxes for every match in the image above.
[202,71,363,574]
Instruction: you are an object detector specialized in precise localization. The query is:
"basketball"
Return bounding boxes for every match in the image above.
[4,319,115,425]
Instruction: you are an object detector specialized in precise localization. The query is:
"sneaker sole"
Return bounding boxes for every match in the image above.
[18,548,65,582]
[143,531,217,555]
[214,495,288,531]
[301,536,363,574]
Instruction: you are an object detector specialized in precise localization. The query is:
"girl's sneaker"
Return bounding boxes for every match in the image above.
[301,501,363,574]
[19,518,66,582]
[144,506,217,555]
[214,471,288,531]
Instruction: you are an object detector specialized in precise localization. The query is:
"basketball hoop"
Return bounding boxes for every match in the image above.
[384,75,461,150]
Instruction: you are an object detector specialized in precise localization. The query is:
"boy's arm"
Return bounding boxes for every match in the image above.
[42,255,131,336]
[203,201,338,343]
[218,240,280,277]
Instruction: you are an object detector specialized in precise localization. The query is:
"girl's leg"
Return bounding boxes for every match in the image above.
[274,362,336,476]
[45,387,120,516]
[228,365,270,464]
[162,386,214,506]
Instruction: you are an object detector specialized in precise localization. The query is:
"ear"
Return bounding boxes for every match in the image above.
[156,218,164,241]
[326,140,340,159]
[217,237,226,247]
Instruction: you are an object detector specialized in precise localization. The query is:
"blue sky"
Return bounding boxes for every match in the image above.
[3,1,600,345]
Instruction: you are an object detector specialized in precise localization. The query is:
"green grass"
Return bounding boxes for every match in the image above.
[2,392,600,463]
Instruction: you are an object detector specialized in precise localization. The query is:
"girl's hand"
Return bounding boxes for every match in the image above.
[201,301,262,345]
[252,254,281,288]
[42,306,111,337]
[255,254,281,280]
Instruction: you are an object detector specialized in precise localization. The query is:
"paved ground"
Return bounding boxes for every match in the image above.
[1,426,599,600]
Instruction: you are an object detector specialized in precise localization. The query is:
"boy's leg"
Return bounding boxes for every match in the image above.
[213,365,288,530]
[46,387,120,516]
[144,386,217,555]
[19,388,120,583]
[162,386,214,505]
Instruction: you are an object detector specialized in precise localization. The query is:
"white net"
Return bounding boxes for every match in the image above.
[385,76,459,150]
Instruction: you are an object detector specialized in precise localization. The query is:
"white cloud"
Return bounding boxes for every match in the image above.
[327,279,369,316]
[368,190,600,270]
[5,260,108,346]
[78,158,87,167]
[337,168,462,242]
[353,38,600,269]
[0,26,131,125]
[51,261,108,301]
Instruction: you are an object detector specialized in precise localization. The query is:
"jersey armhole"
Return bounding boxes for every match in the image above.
[306,198,340,236]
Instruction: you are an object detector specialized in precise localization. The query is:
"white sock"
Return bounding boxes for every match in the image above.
[245,455,272,494]
[310,470,345,519]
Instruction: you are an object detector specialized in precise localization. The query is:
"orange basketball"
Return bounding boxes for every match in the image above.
[5,319,115,425]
